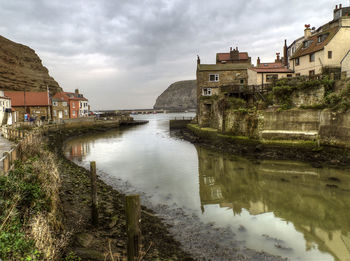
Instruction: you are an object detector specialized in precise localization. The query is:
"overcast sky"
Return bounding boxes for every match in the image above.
[0,0,344,109]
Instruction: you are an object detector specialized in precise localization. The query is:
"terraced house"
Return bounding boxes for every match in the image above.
[289,4,350,77]
[51,96,69,120]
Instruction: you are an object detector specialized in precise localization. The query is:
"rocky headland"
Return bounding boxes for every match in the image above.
[153,80,196,111]
[0,35,62,94]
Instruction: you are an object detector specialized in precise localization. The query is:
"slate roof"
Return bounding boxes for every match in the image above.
[291,27,339,59]
[4,91,51,106]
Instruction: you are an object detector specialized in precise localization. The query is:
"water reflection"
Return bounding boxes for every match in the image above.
[197,146,350,261]
[63,114,350,260]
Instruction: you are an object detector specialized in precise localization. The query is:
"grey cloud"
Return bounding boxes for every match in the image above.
[0,0,343,109]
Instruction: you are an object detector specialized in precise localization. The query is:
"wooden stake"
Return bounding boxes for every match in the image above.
[90,161,98,226]
[3,152,10,174]
[126,194,141,261]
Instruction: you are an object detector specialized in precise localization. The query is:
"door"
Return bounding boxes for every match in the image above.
[59,111,63,119]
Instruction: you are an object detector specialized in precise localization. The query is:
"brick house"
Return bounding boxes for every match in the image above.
[53,92,80,119]
[196,47,252,127]
[51,97,70,120]
[53,89,89,118]
[4,91,51,122]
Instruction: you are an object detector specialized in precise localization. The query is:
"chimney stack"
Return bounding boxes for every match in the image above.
[275,53,281,63]
[283,39,288,67]
[257,57,260,65]
[340,4,342,8]
[336,5,338,9]
[75,89,79,95]
[230,47,239,60]
[304,24,311,38]
[197,55,200,65]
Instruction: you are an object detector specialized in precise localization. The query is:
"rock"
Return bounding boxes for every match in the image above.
[74,248,105,261]
[153,80,197,110]
[0,35,62,94]
[75,232,94,248]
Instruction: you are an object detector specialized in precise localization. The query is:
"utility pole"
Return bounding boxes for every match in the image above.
[47,85,51,120]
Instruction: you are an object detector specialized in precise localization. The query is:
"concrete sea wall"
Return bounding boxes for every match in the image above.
[199,108,350,148]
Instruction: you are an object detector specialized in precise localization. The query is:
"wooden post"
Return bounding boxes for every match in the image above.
[11,147,17,162]
[90,161,98,226]
[3,152,10,174]
[126,194,141,261]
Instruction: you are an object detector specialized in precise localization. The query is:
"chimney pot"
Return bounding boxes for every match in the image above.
[257,57,260,65]
[336,5,338,9]
[230,47,232,51]
[340,4,342,8]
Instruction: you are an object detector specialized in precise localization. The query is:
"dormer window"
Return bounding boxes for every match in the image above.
[317,33,329,43]
[303,41,309,48]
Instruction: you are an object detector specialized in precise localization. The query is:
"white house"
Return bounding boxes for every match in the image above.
[0,91,12,125]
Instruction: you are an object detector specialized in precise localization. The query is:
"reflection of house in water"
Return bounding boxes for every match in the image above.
[196,146,350,261]
[68,142,90,161]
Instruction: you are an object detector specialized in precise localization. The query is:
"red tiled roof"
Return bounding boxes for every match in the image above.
[291,27,339,59]
[4,91,51,106]
[249,67,294,73]
[54,92,88,101]
[217,52,249,61]
[249,62,293,73]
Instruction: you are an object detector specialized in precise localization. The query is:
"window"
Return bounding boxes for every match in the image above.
[309,70,315,76]
[266,74,278,82]
[209,74,219,82]
[72,111,76,116]
[72,103,75,108]
[317,33,329,43]
[303,40,312,48]
[295,58,300,66]
[309,53,315,62]
[287,74,293,78]
[63,102,67,106]
[64,110,68,116]
[328,51,332,59]
[53,101,58,106]
[53,110,57,116]
[296,73,301,77]
[202,88,212,96]
[240,79,244,84]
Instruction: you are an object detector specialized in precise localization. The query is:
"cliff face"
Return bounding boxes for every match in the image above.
[154,80,197,110]
[0,35,62,94]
